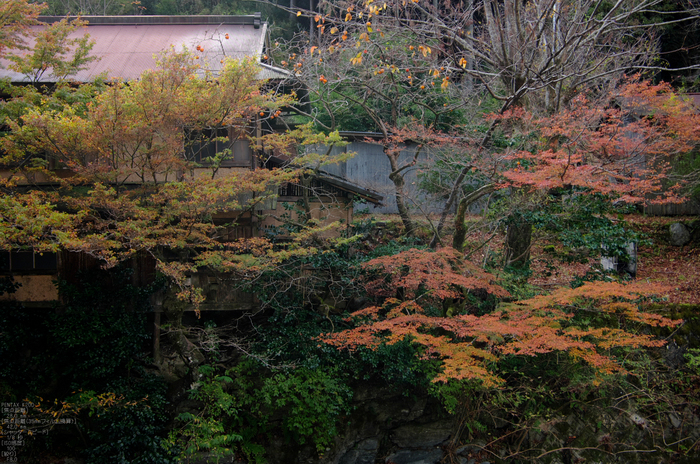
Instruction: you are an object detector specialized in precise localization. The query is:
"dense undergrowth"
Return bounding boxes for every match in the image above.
[2,212,700,463]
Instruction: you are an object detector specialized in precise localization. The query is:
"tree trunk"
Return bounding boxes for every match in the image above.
[452,198,469,253]
[389,170,415,236]
[387,148,415,236]
[505,220,531,268]
[308,0,315,43]
[452,184,495,252]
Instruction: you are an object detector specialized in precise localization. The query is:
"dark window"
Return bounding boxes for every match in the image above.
[186,127,252,167]
[0,251,57,272]
[35,252,58,270]
[12,252,34,270]
[0,252,9,271]
[213,216,254,241]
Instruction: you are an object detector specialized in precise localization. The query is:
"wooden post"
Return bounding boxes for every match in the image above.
[153,309,161,363]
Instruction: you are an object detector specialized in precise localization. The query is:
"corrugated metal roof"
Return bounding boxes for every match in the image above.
[0,15,273,83]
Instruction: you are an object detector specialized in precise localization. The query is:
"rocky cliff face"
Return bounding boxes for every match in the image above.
[296,380,700,464]
[331,386,453,464]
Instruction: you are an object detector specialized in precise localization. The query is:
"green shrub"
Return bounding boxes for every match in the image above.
[167,364,241,463]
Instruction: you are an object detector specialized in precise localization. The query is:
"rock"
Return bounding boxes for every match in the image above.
[357,439,380,450]
[384,449,444,464]
[338,438,379,464]
[601,242,637,277]
[455,458,475,464]
[669,222,690,246]
[669,412,682,429]
[665,340,686,369]
[455,443,484,456]
[390,422,452,448]
[173,398,205,417]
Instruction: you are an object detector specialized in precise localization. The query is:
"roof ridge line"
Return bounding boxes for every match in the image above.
[38,13,263,28]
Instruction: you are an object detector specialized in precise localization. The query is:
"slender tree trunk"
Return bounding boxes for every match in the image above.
[452,198,469,253]
[464,0,474,92]
[309,0,315,43]
[387,149,415,236]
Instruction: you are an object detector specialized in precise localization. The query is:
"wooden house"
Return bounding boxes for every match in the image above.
[0,15,382,307]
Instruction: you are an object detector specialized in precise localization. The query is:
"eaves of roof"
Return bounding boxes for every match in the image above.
[265,155,383,205]
[316,171,384,205]
[337,131,387,140]
[257,63,293,80]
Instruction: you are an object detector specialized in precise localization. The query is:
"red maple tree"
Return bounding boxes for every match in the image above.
[497,79,700,205]
[321,248,680,387]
